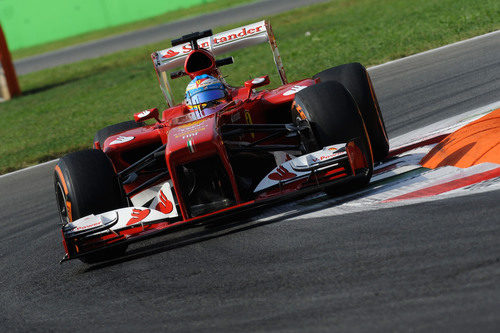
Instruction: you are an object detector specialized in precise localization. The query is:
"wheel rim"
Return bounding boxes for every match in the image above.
[55,181,71,225]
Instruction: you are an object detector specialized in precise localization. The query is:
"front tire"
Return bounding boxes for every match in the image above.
[314,62,388,162]
[292,81,373,189]
[54,149,128,262]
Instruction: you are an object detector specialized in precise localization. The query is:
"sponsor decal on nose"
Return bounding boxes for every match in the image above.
[127,208,151,226]
[268,165,297,181]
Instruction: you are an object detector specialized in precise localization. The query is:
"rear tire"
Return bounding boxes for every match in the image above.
[54,149,128,263]
[94,120,144,149]
[314,63,388,162]
[292,81,373,190]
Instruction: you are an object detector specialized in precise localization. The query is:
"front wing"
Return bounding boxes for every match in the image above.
[60,142,366,262]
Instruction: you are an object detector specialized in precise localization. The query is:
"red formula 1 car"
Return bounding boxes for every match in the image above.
[54,20,388,263]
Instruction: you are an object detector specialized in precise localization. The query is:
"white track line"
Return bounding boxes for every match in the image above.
[1,31,499,179]
[0,159,58,179]
[369,30,500,70]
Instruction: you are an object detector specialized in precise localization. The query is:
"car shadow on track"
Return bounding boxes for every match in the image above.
[82,186,373,272]
[82,212,275,272]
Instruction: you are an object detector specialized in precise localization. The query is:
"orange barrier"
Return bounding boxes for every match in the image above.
[421,109,500,169]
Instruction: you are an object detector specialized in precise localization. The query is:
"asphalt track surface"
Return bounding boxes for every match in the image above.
[1,30,500,333]
[14,0,330,75]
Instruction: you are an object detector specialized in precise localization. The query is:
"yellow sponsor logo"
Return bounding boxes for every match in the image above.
[245,111,254,138]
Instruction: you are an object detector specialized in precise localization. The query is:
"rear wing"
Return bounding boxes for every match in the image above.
[151,20,287,107]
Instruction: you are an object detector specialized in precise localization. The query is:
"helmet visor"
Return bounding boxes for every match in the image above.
[188,88,226,106]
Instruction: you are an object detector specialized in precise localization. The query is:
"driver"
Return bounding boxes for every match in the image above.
[185,74,228,112]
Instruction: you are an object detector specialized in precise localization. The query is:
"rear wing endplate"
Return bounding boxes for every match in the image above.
[151,20,287,107]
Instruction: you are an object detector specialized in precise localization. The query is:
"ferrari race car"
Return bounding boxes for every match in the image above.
[54,20,388,263]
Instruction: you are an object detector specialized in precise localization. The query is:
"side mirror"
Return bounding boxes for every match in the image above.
[244,75,270,90]
[134,108,160,123]
[244,75,270,98]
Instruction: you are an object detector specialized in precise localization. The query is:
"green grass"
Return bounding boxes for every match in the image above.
[0,0,498,174]
[11,0,255,60]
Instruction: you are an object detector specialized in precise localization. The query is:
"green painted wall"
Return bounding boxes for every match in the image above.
[0,0,212,50]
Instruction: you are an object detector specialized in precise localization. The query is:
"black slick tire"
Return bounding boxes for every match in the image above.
[54,149,128,263]
[292,81,373,190]
[313,62,389,162]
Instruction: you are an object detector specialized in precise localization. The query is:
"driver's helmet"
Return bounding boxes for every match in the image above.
[185,74,227,112]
